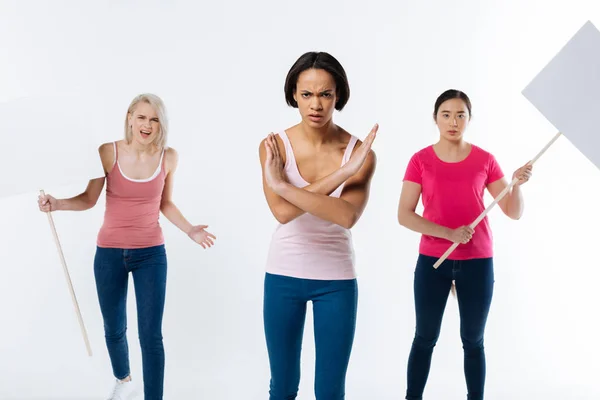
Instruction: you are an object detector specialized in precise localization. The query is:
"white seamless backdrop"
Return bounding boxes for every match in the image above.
[1,1,599,399]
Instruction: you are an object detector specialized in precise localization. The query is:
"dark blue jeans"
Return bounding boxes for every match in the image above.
[263,272,358,400]
[94,244,168,400]
[406,254,494,400]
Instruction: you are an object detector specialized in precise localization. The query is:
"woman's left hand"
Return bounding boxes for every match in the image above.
[188,225,216,249]
[512,163,533,186]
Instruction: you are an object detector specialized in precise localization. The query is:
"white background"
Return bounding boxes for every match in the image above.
[1,0,600,399]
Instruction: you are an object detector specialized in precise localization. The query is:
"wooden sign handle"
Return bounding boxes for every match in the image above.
[40,189,92,356]
[433,131,562,269]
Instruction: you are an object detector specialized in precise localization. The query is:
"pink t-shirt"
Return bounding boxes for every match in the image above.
[403,144,504,260]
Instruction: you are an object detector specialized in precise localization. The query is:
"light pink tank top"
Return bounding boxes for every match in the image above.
[265,131,359,280]
[96,142,166,249]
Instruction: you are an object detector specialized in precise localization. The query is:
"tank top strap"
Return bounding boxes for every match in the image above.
[159,147,166,171]
[342,135,359,164]
[112,141,118,166]
[277,131,295,167]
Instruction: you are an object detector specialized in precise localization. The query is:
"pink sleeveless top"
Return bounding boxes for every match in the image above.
[265,131,359,280]
[97,142,166,249]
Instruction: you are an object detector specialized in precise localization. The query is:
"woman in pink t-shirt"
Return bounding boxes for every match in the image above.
[398,89,533,400]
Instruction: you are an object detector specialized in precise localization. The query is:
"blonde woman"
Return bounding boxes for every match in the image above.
[38,93,215,400]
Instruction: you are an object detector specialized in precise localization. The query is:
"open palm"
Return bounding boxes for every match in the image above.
[264,133,286,190]
[188,225,216,249]
[346,123,378,175]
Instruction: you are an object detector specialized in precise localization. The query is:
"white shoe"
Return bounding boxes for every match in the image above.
[106,378,138,400]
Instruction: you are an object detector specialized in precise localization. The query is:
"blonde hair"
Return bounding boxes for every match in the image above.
[124,93,168,149]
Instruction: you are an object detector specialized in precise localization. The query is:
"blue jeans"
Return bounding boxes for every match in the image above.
[263,272,358,400]
[406,254,494,400]
[94,244,168,400]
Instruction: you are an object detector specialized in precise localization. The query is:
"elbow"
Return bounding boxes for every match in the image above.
[273,209,293,224]
[503,195,524,220]
[505,204,523,220]
[397,210,409,227]
[160,201,173,214]
[275,215,292,224]
[84,194,98,209]
[510,211,523,220]
[341,211,359,229]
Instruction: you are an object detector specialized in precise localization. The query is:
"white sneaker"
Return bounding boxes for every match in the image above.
[106,378,138,400]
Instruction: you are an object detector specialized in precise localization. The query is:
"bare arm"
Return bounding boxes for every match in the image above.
[397,180,452,240]
[54,178,106,211]
[260,126,378,225]
[486,161,532,220]
[272,150,377,229]
[159,148,216,248]
[259,136,355,224]
[159,148,194,234]
[487,175,526,221]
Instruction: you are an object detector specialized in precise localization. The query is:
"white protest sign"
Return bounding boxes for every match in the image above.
[522,20,600,169]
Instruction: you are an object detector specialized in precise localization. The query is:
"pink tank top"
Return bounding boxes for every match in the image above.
[265,131,359,280]
[97,142,166,249]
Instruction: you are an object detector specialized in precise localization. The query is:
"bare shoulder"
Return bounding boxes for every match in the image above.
[98,141,116,173]
[360,148,377,174]
[98,141,114,155]
[366,148,377,163]
[164,147,179,172]
[165,146,178,159]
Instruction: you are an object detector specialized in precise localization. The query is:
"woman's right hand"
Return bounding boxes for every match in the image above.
[345,123,378,176]
[446,225,474,244]
[38,194,58,212]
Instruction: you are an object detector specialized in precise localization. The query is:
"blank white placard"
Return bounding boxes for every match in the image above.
[1,94,106,198]
[522,20,600,170]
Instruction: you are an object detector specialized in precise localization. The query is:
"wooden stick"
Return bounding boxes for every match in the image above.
[433,131,562,269]
[40,190,93,356]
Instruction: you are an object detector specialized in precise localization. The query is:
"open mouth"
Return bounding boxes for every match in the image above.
[140,130,152,136]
